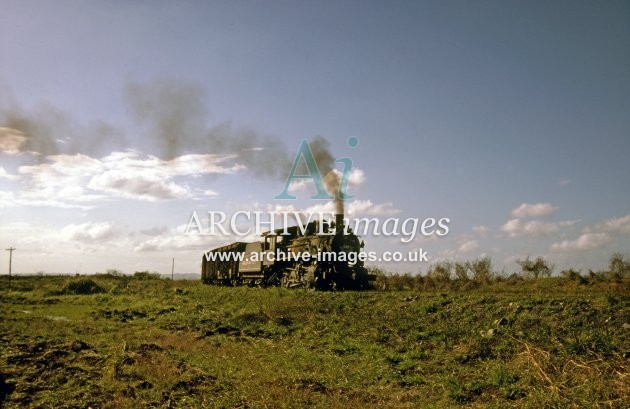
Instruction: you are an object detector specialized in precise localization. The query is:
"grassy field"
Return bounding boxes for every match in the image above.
[0,274,628,408]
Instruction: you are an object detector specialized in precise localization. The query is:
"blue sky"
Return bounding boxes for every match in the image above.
[1,0,629,275]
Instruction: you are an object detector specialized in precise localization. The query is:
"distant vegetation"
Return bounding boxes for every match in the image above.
[132,271,163,280]
[371,253,630,292]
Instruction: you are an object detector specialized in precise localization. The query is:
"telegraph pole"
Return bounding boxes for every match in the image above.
[6,247,15,291]
[171,257,175,280]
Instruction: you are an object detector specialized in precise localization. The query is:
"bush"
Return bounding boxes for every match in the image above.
[454,262,469,282]
[386,273,418,291]
[561,269,587,284]
[62,278,105,295]
[468,257,493,285]
[517,256,552,279]
[133,271,162,280]
[608,253,630,278]
[427,262,452,284]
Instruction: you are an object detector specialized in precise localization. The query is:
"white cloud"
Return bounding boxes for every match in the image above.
[60,222,122,244]
[0,220,208,276]
[0,222,51,251]
[0,221,127,255]
[87,151,242,201]
[458,239,479,253]
[4,150,239,208]
[348,168,366,187]
[301,199,399,217]
[134,224,222,253]
[432,234,481,262]
[99,151,243,177]
[511,202,557,218]
[287,167,366,194]
[88,170,191,201]
[87,151,241,201]
[18,153,104,196]
[501,218,577,238]
[0,166,18,180]
[199,189,218,197]
[583,214,630,235]
[0,220,214,260]
[472,225,489,237]
[0,190,93,210]
[550,233,613,252]
[165,153,244,176]
[232,198,400,230]
[245,202,300,214]
[9,154,107,208]
[0,127,27,154]
[346,199,400,216]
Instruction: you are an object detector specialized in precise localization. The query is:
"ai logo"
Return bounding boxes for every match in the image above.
[275,137,359,201]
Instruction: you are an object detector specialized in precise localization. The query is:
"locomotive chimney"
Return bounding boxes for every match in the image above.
[336,213,344,235]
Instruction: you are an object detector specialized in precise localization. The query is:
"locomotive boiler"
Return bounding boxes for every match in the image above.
[201,214,373,290]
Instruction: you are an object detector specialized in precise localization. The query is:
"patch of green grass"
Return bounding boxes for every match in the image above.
[0,274,628,408]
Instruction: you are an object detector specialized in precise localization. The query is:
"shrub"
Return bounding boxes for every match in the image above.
[468,257,493,285]
[133,271,162,280]
[454,262,469,282]
[561,268,587,284]
[427,262,452,285]
[62,278,105,295]
[608,253,630,278]
[517,256,552,279]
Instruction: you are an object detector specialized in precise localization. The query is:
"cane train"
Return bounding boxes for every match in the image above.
[201,214,373,290]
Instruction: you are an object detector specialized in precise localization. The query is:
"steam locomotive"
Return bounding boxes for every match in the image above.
[201,214,373,290]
